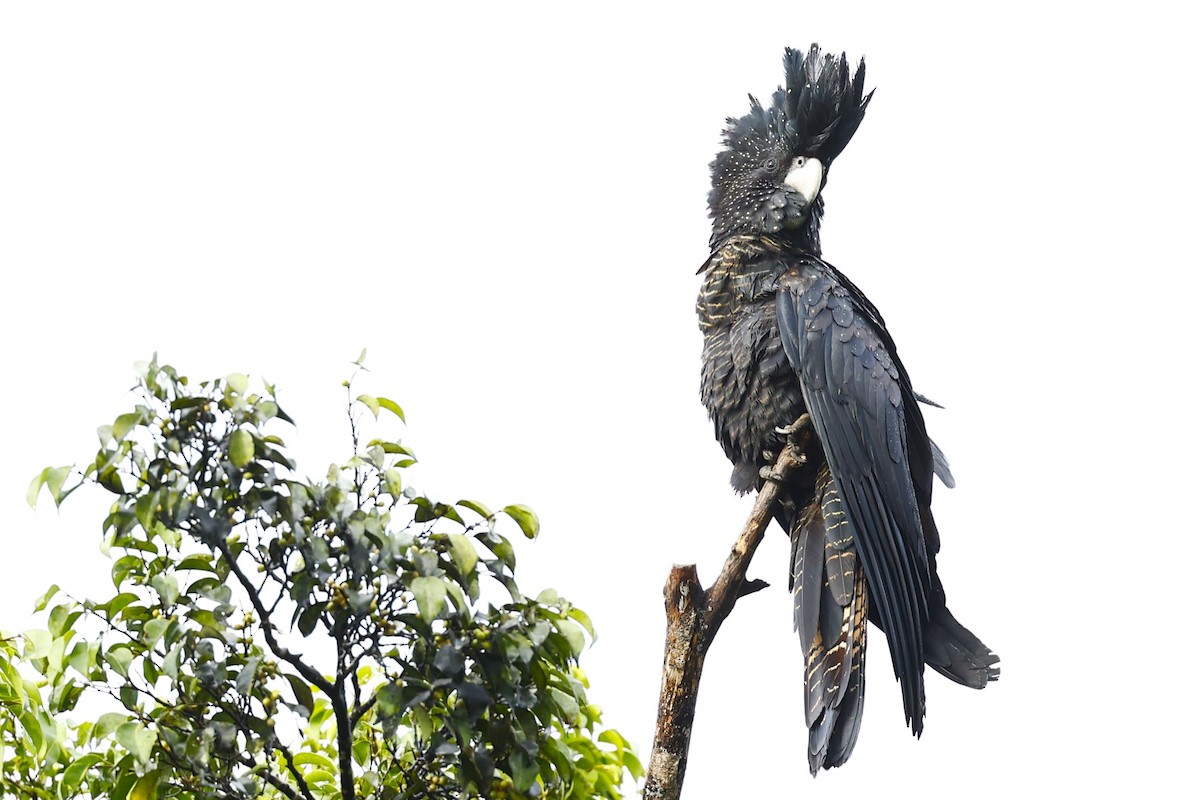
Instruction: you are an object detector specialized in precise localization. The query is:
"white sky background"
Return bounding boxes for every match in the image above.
[2,2,1197,796]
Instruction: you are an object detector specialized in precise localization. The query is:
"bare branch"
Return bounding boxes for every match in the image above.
[644,416,810,800]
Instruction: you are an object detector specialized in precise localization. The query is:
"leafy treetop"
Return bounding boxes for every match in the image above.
[5,357,642,800]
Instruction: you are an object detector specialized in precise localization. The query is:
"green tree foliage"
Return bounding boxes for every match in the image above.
[4,358,642,799]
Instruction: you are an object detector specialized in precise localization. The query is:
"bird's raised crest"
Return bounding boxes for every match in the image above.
[779,45,872,162]
[716,44,872,166]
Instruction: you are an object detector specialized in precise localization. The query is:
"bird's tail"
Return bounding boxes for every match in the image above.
[923,600,1000,689]
[917,440,999,688]
[789,468,867,774]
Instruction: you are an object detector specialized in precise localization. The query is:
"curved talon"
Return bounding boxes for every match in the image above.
[774,413,812,439]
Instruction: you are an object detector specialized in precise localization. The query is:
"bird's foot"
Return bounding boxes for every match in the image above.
[761,414,812,484]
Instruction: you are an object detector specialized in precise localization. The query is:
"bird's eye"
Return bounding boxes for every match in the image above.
[763,156,779,173]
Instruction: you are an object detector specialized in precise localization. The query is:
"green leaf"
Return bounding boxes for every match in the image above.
[142,617,170,647]
[411,704,433,741]
[105,646,134,678]
[548,687,580,723]
[510,750,538,793]
[374,682,403,717]
[163,644,182,679]
[457,498,493,519]
[568,607,596,640]
[376,395,405,422]
[115,721,156,765]
[357,394,381,418]
[17,709,45,755]
[446,533,479,575]
[411,576,447,623]
[178,554,216,572]
[293,752,335,771]
[482,535,515,571]
[624,747,646,779]
[94,711,129,740]
[105,592,140,618]
[286,673,314,716]
[555,619,586,657]
[66,641,93,676]
[46,636,67,675]
[598,729,628,747]
[501,504,540,539]
[157,523,181,549]
[62,754,104,791]
[383,467,403,498]
[305,770,336,786]
[353,738,371,767]
[443,578,470,617]
[297,603,323,636]
[24,629,53,660]
[112,412,143,442]
[26,466,73,507]
[130,770,160,800]
[230,429,254,468]
[33,584,60,612]
[112,555,144,588]
[134,492,158,535]
[226,373,250,394]
[234,662,260,695]
[149,573,180,607]
[169,396,207,411]
[366,439,415,456]
[111,772,137,800]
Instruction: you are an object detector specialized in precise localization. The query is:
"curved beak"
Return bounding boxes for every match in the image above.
[783,157,824,207]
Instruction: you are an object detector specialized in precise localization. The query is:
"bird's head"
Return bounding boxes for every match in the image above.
[707,44,872,250]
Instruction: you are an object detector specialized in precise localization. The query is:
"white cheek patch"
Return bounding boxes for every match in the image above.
[784,157,824,205]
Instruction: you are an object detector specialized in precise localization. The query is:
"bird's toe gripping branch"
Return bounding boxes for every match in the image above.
[761,414,811,484]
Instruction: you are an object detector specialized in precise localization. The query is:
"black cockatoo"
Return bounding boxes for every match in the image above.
[697,45,999,773]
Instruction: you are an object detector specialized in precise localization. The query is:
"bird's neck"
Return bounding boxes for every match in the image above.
[788,196,824,255]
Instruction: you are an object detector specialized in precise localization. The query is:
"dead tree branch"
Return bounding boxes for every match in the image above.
[643,415,810,800]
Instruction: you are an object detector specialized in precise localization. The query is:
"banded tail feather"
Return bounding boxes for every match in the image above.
[790,467,868,773]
